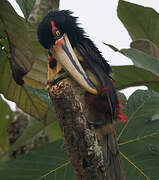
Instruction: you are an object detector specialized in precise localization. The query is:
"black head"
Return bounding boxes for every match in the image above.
[37,10,85,49]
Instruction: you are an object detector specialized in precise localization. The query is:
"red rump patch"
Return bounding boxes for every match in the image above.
[117,98,127,123]
[118,98,123,103]
[118,110,127,123]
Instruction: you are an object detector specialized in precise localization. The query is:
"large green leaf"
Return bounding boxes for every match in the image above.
[45,120,62,143]
[1,90,159,180]
[9,117,44,151]
[0,50,48,120]
[26,86,52,108]
[1,0,34,84]
[114,1,159,93]
[7,86,58,152]
[10,109,61,152]
[0,0,51,120]
[0,140,75,180]
[106,42,159,92]
[113,65,159,92]
[130,39,159,59]
[16,0,36,19]
[121,48,159,77]
[117,0,159,47]
[1,0,47,86]
[0,96,12,151]
[117,90,159,179]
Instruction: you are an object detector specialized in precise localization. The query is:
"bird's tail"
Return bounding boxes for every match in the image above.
[98,132,126,180]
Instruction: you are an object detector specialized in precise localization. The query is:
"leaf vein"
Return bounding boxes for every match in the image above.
[119,132,159,146]
[39,161,70,180]
[120,151,150,180]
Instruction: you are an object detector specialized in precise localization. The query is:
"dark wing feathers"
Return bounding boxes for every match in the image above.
[75,38,118,120]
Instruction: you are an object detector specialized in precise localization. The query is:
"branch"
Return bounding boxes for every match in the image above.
[28,0,59,24]
[49,79,127,180]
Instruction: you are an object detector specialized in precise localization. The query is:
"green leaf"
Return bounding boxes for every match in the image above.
[26,86,52,108]
[10,108,61,151]
[103,42,120,52]
[117,90,159,179]
[10,118,44,151]
[0,140,75,180]
[0,51,48,120]
[105,42,159,92]
[1,0,47,86]
[0,0,51,120]
[16,0,36,19]
[113,65,159,92]
[0,96,12,151]
[130,39,159,59]
[46,121,62,143]
[1,0,34,84]
[121,48,159,77]
[117,0,159,47]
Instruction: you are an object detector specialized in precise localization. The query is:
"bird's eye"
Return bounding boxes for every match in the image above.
[55,30,61,36]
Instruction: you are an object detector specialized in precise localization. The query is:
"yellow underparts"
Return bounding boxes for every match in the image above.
[47,53,63,89]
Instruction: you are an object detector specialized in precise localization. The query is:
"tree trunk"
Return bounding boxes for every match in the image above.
[49,79,127,180]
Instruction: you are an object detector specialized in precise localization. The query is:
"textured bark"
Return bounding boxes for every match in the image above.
[49,79,127,180]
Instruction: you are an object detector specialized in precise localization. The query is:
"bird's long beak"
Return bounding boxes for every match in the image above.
[51,34,97,94]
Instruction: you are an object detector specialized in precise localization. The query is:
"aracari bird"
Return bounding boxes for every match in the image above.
[37,10,126,141]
